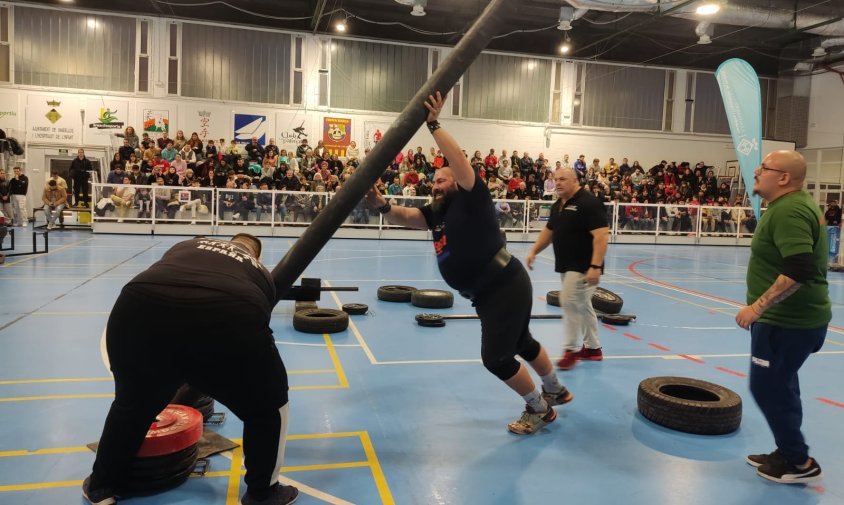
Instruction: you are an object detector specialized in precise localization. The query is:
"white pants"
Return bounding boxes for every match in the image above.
[181,199,202,218]
[44,204,65,225]
[561,271,600,351]
[12,194,27,226]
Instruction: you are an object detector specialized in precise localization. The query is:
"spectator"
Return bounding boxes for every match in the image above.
[173,130,187,150]
[244,137,265,162]
[1,170,16,222]
[155,131,171,150]
[824,201,841,226]
[106,164,126,185]
[110,176,136,222]
[41,179,67,230]
[161,141,178,162]
[118,139,134,162]
[9,166,30,225]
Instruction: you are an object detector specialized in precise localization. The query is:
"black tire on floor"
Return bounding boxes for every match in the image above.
[546,290,560,307]
[120,455,197,496]
[592,287,623,314]
[171,385,214,422]
[410,289,454,309]
[377,285,417,302]
[293,308,350,334]
[195,399,215,421]
[600,314,635,326]
[637,376,742,435]
[294,301,318,312]
[342,303,368,315]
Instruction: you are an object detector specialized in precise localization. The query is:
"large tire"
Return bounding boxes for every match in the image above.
[293,308,349,334]
[410,289,454,309]
[637,376,742,435]
[546,290,560,307]
[377,285,416,302]
[592,287,623,314]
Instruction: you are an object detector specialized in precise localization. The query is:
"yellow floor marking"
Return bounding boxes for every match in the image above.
[225,446,244,505]
[360,431,395,505]
[324,333,349,388]
[0,479,83,492]
[288,369,336,375]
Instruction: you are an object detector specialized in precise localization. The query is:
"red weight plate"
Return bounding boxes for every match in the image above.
[136,404,203,458]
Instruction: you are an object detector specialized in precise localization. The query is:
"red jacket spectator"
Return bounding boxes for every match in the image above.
[484,154,498,168]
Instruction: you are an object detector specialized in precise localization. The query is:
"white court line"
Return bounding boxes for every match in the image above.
[100,327,112,376]
[324,280,379,365]
[636,324,738,330]
[311,254,430,263]
[279,476,357,505]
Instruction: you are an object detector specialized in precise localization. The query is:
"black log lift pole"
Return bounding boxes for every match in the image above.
[271,0,513,299]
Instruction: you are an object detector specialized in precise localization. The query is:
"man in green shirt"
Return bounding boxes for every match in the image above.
[736,150,829,485]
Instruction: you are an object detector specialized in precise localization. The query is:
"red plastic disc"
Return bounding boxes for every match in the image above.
[136,404,203,458]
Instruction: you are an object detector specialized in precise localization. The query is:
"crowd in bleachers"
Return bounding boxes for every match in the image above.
[98,124,759,233]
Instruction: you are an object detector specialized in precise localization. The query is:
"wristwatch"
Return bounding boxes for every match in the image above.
[377,202,392,214]
[589,264,603,269]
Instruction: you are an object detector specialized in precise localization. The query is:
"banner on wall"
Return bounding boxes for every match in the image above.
[26,95,81,145]
[276,111,314,150]
[364,120,391,151]
[85,98,129,145]
[181,104,228,143]
[142,109,170,136]
[233,113,267,144]
[0,92,20,132]
[323,116,352,156]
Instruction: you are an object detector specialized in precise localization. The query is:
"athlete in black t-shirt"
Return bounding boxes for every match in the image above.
[365,92,573,435]
[527,167,609,371]
[83,234,298,505]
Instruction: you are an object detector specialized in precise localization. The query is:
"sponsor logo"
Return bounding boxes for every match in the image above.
[89,107,124,130]
[751,356,770,368]
[45,100,62,124]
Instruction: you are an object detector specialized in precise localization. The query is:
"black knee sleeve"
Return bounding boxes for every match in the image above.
[518,337,541,363]
[482,354,521,381]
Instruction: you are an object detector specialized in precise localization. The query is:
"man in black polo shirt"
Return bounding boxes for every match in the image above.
[365,92,572,435]
[82,234,297,505]
[527,167,609,370]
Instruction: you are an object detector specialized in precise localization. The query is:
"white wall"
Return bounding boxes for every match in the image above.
[806,71,844,149]
[0,85,795,208]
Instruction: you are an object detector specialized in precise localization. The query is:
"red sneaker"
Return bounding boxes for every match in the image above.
[580,347,604,361]
[556,351,578,370]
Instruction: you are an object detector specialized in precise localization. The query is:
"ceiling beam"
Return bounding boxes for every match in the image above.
[310,0,328,33]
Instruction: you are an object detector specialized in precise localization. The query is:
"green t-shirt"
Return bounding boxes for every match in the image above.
[747,190,831,328]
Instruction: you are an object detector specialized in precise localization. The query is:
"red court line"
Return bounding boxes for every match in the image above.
[623,332,642,341]
[816,397,844,409]
[678,354,705,364]
[716,366,747,378]
[648,343,670,351]
[601,324,617,331]
[627,258,844,333]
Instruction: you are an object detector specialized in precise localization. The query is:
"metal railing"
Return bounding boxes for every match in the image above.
[89,183,761,240]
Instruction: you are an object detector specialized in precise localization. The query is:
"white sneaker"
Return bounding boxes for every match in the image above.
[117,219,123,223]
[179,205,186,212]
[233,213,241,220]
[190,220,196,225]
[47,223,54,230]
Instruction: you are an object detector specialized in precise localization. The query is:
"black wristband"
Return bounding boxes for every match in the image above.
[377,201,392,214]
[427,121,441,134]
[589,264,603,269]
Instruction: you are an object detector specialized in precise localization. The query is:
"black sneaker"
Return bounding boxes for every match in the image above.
[241,484,299,505]
[82,475,116,505]
[541,386,573,407]
[746,449,785,468]
[757,457,823,484]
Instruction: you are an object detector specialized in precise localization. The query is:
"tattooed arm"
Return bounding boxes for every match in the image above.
[736,275,802,330]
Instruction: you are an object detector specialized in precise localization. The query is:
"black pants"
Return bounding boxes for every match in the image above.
[90,286,289,499]
[749,322,826,464]
[474,259,541,381]
[70,174,89,206]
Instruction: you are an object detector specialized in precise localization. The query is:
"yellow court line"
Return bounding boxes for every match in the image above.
[0,447,90,458]
[1,236,97,267]
[288,369,336,375]
[225,446,244,505]
[0,393,114,402]
[0,479,82,492]
[284,461,369,473]
[0,377,112,385]
[324,333,349,388]
[360,431,395,505]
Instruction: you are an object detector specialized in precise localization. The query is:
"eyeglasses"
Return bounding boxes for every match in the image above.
[757,165,787,174]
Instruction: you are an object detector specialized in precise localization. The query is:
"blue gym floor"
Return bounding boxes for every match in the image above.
[1,231,842,505]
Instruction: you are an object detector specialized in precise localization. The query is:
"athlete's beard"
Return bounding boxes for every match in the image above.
[431,187,456,213]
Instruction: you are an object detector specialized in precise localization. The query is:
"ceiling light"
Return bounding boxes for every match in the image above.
[559,32,573,54]
[395,0,414,5]
[697,34,711,44]
[812,47,827,58]
[696,2,721,15]
[557,6,574,31]
[335,20,347,32]
[794,62,813,72]
[59,0,74,3]
[86,18,98,29]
